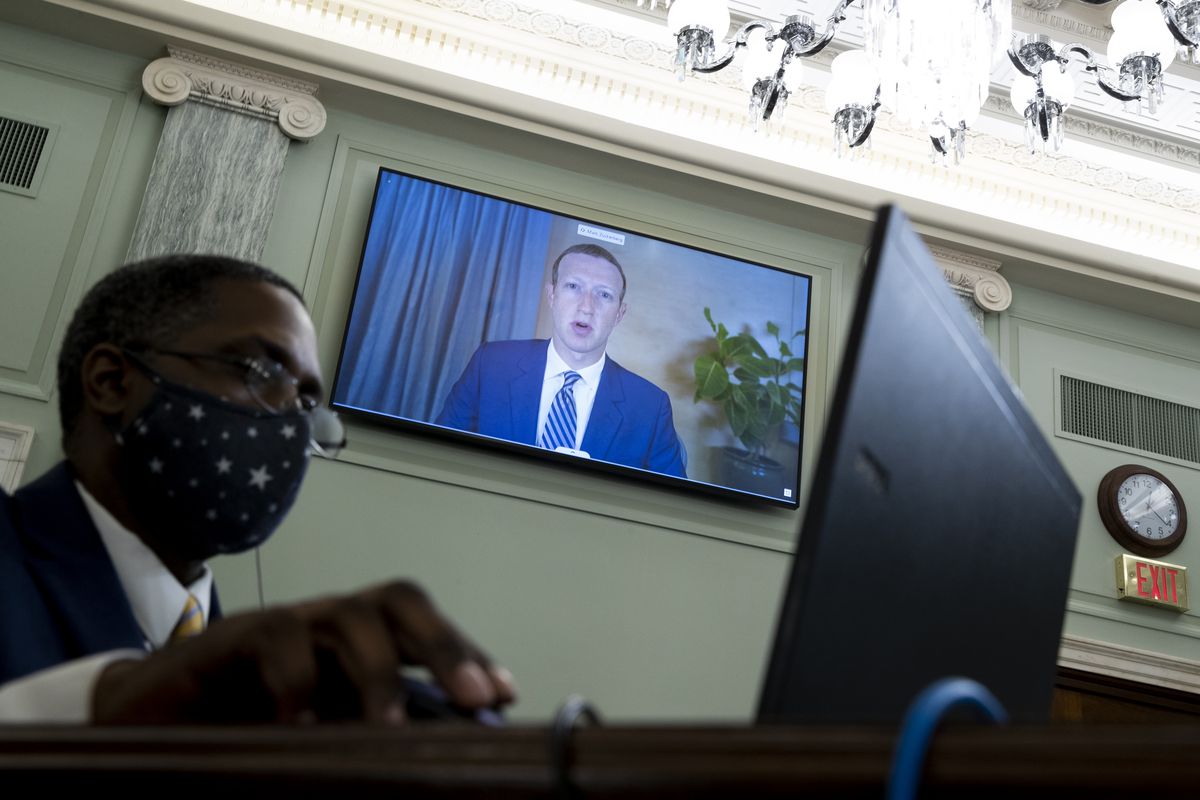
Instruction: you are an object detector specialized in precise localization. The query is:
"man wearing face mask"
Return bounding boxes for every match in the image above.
[0,254,514,723]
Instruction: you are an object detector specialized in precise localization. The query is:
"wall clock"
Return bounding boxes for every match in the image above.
[1098,464,1188,557]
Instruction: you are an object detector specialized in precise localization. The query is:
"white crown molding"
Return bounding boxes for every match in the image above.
[1013,1,1113,42]
[1021,0,1065,12]
[928,245,1012,313]
[602,1,1108,43]
[1054,108,1200,170]
[142,46,327,140]
[599,0,1200,162]
[44,0,1200,294]
[1060,633,1200,695]
[177,0,1200,280]
[410,0,1200,210]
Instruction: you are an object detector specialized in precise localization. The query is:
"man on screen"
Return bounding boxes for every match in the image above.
[436,243,687,479]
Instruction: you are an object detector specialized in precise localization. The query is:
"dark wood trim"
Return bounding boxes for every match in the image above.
[1054,665,1200,722]
[4,723,1200,797]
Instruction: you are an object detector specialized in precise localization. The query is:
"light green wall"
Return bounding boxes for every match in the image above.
[3,18,1200,722]
[0,20,163,482]
[1003,287,1200,659]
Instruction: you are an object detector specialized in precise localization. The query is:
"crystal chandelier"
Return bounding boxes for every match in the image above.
[667,0,1011,163]
[1008,0,1200,155]
[659,0,1200,163]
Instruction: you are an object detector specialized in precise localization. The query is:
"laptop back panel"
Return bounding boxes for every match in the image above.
[757,206,1081,724]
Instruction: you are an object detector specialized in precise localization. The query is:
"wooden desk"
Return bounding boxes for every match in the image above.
[2,723,1199,797]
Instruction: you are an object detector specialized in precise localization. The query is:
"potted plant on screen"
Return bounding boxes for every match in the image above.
[693,308,805,495]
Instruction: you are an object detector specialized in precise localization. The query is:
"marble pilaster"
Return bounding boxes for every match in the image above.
[127,47,326,262]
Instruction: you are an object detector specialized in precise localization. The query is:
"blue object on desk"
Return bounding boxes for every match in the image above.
[886,676,1008,800]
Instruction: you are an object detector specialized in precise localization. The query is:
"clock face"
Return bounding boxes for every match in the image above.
[1098,464,1188,557]
[1117,474,1181,541]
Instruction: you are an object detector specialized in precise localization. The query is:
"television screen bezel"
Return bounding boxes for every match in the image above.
[329,166,814,509]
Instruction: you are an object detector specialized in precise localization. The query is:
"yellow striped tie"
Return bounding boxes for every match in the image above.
[170,593,205,642]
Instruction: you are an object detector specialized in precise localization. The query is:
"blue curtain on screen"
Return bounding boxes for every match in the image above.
[337,174,552,422]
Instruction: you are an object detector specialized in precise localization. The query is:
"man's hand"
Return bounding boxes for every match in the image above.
[91,581,515,724]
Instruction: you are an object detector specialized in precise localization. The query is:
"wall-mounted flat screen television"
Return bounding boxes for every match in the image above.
[331,168,813,507]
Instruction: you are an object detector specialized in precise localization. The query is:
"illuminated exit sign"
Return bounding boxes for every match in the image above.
[1115,554,1189,612]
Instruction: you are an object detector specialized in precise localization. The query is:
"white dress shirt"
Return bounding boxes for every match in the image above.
[0,482,212,722]
[78,481,213,650]
[536,340,606,452]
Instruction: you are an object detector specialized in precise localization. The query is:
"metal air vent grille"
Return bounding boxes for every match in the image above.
[1061,374,1200,467]
[0,116,51,196]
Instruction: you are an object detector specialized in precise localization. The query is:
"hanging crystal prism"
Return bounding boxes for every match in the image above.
[862,0,1012,161]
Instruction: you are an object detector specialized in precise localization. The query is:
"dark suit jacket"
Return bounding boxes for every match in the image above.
[0,462,220,684]
[435,339,687,478]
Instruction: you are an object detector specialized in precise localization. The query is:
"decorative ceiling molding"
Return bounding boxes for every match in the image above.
[48,0,1199,292]
[1012,2,1113,42]
[420,0,1200,165]
[1051,106,1200,170]
[843,96,1200,214]
[164,0,1199,275]
[1021,0,1064,12]
[142,45,327,139]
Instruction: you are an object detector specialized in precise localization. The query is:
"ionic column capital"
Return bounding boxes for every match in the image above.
[928,245,1012,314]
[142,46,326,141]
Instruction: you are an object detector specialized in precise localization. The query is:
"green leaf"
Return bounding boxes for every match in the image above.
[744,335,770,359]
[717,322,729,343]
[725,397,750,438]
[732,367,755,383]
[693,354,730,400]
[720,333,754,363]
[766,321,780,338]
[739,383,765,404]
[703,307,716,333]
[786,357,805,373]
[793,329,806,339]
[736,355,775,379]
[697,383,732,403]
[779,341,792,358]
[730,385,753,413]
[766,400,787,427]
[742,417,769,449]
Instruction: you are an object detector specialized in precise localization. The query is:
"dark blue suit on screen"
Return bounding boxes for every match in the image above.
[0,462,221,684]
[435,339,687,479]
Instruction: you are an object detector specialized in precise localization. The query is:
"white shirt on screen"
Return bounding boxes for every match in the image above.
[536,340,606,451]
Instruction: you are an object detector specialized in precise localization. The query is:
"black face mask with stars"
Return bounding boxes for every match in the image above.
[113,374,312,563]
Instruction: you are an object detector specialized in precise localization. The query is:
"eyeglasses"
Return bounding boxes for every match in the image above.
[126,349,346,457]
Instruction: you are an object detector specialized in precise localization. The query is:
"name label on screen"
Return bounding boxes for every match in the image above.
[577,224,625,246]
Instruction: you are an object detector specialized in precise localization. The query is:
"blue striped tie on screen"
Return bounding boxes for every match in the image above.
[540,371,582,451]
